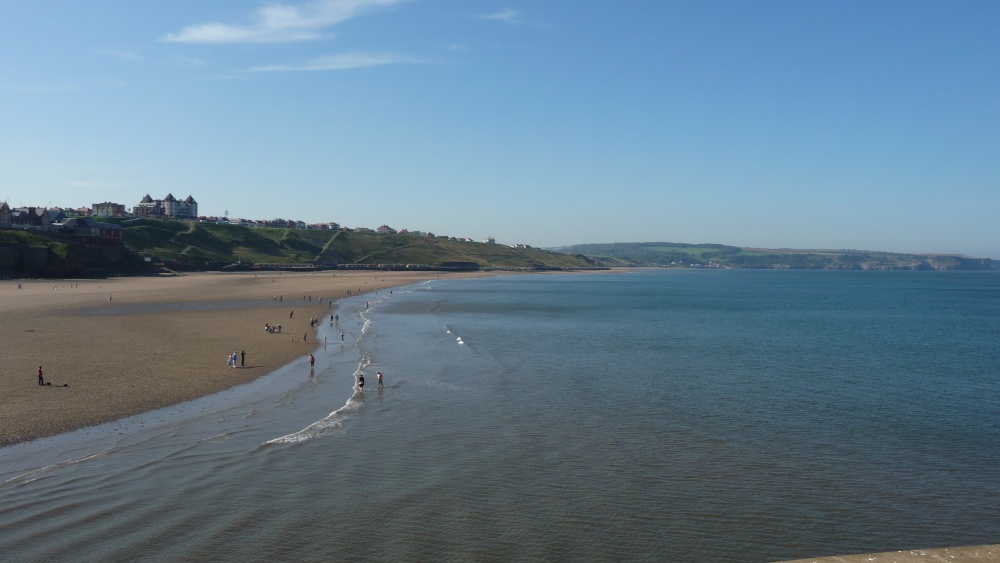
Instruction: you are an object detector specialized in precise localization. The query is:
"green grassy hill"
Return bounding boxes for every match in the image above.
[112,219,595,271]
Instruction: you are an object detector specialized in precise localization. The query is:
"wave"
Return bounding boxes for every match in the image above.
[264,281,442,446]
[264,300,379,446]
[445,325,465,345]
[3,448,117,486]
[262,351,372,446]
[261,394,361,445]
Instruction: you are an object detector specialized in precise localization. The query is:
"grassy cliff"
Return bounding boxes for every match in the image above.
[112,219,595,271]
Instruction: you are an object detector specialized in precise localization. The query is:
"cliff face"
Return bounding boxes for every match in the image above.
[851,256,994,271]
[0,246,52,275]
[0,242,132,278]
[924,256,995,270]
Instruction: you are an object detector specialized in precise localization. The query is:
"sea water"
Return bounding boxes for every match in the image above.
[1,269,998,561]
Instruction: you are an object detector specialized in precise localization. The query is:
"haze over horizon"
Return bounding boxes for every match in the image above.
[2,1,998,259]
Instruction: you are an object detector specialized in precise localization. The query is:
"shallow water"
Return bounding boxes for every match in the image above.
[1,270,999,561]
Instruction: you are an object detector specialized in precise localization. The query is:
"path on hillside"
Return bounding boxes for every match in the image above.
[352,242,415,265]
[314,231,340,262]
[173,222,196,255]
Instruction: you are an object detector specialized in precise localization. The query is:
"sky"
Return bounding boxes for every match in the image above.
[2,1,998,257]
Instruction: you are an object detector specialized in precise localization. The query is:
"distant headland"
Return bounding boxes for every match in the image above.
[549,242,995,271]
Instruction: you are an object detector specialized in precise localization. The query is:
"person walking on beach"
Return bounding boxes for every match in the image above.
[290,310,294,318]
[302,332,307,342]
[241,350,246,367]
[37,366,44,386]
[340,331,345,342]
[376,371,383,388]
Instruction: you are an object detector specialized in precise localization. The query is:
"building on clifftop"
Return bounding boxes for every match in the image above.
[133,194,198,219]
[92,202,127,217]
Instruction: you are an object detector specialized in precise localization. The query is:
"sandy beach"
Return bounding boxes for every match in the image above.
[0,270,482,447]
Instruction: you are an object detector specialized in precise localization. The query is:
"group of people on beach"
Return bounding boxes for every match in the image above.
[264,323,282,333]
[227,351,245,368]
[356,371,384,391]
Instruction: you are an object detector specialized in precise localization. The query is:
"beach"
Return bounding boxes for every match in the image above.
[0,270,477,447]
[0,270,998,560]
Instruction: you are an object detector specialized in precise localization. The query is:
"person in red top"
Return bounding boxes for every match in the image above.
[37,366,44,386]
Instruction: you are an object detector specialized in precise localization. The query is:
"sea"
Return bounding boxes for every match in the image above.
[1,269,998,562]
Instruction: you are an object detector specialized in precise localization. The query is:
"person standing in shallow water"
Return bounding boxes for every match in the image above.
[376,371,383,388]
[309,353,314,367]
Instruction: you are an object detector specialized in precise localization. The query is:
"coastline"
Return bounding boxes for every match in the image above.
[1,269,996,561]
[779,544,1000,562]
[0,270,491,447]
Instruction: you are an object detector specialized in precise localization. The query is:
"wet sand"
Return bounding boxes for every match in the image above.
[0,270,480,447]
[780,544,1000,562]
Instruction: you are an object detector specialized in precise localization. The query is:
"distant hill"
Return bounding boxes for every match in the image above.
[0,219,598,277]
[550,242,995,271]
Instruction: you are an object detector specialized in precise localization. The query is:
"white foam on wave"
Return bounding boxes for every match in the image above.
[265,333,374,445]
[262,394,361,445]
[3,448,116,485]
[446,325,465,345]
[264,283,408,446]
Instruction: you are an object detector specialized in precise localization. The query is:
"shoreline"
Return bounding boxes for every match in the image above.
[0,270,496,447]
[779,544,1000,562]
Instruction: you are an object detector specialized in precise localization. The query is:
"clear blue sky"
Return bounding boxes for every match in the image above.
[2,1,998,257]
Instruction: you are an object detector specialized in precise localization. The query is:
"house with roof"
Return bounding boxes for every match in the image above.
[134,193,198,219]
[10,207,51,231]
[376,224,398,234]
[92,202,127,217]
[60,217,124,246]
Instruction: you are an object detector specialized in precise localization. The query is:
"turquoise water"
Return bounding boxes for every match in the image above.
[1,270,998,561]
